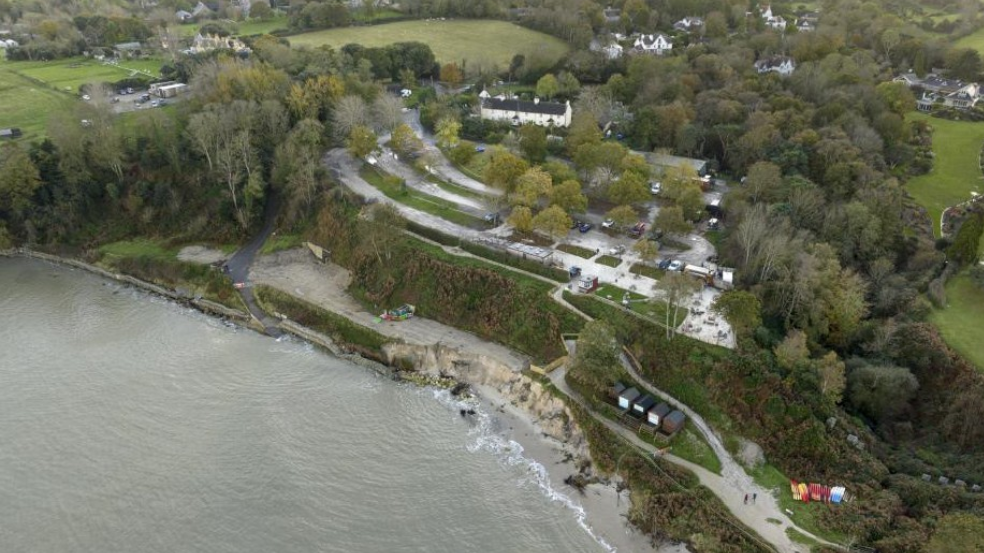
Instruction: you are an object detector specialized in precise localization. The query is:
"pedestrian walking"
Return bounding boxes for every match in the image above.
[753,493,757,504]
[743,494,748,505]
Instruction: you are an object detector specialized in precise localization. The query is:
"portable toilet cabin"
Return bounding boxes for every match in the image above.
[662,410,687,434]
[618,387,640,410]
[632,395,656,418]
[647,402,671,426]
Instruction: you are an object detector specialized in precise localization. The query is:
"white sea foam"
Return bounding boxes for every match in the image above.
[430,388,617,553]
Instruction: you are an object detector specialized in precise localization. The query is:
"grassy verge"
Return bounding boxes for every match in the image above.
[254,284,390,355]
[905,112,984,236]
[786,527,821,548]
[360,164,483,228]
[596,254,622,267]
[259,233,303,255]
[748,463,849,545]
[630,263,665,279]
[557,243,596,258]
[403,220,570,282]
[669,426,723,475]
[428,175,488,202]
[287,19,570,67]
[95,239,243,309]
[930,273,984,370]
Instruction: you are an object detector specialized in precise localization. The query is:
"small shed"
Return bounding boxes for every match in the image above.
[632,395,656,417]
[0,127,22,139]
[610,382,626,399]
[618,387,640,410]
[578,275,599,293]
[662,410,687,434]
[647,402,670,426]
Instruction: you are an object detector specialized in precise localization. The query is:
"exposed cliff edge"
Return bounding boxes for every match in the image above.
[383,342,586,455]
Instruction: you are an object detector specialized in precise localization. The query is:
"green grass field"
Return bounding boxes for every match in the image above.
[931,273,984,370]
[906,112,984,236]
[287,19,570,66]
[0,61,72,139]
[955,26,984,54]
[12,57,163,94]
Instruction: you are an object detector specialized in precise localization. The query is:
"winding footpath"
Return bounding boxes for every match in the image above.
[554,305,842,553]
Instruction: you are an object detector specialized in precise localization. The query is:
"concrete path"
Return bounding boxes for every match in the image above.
[224,195,283,336]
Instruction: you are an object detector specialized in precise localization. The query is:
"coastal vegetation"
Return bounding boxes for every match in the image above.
[255,284,390,356]
[3,0,984,550]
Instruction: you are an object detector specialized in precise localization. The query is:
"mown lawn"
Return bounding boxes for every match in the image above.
[906,112,984,236]
[954,25,984,55]
[287,19,570,66]
[11,57,163,94]
[0,60,72,140]
[931,273,984,371]
[557,243,595,258]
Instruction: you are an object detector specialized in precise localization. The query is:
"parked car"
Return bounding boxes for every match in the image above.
[657,259,672,270]
[570,219,582,229]
[601,218,615,229]
[628,222,646,238]
[650,181,662,195]
[578,222,593,233]
[82,94,90,101]
[708,217,719,229]
[668,260,684,272]
[609,245,626,256]
[151,100,160,107]
[475,144,486,153]
[110,97,120,103]
[484,212,500,226]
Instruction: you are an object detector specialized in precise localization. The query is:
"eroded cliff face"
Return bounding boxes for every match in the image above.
[384,342,586,454]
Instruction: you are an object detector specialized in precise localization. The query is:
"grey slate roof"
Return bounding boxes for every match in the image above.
[483,98,567,116]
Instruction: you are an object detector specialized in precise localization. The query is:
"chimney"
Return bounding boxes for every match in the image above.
[534,97,540,105]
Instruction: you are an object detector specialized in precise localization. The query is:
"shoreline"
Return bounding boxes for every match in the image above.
[1,249,686,553]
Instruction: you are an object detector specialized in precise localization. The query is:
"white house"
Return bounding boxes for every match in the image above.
[190,33,251,54]
[0,39,18,49]
[602,42,623,60]
[480,97,573,127]
[673,17,704,32]
[754,56,796,76]
[796,19,815,32]
[943,83,980,109]
[175,9,193,22]
[760,4,787,30]
[634,34,672,55]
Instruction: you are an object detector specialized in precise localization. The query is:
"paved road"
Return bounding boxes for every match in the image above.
[400,109,504,197]
[224,195,283,336]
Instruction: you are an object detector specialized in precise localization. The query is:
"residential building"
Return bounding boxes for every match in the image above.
[480,97,573,127]
[113,42,142,58]
[189,33,251,55]
[633,33,672,55]
[191,1,212,18]
[673,16,704,32]
[796,19,815,32]
[603,7,621,23]
[602,42,623,60]
[175,9,193,22]
[754,56,796,76]
[893,72,967,95]
[760,4,787,31]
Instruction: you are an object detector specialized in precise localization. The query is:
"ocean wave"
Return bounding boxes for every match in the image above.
[429,388,617,553]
